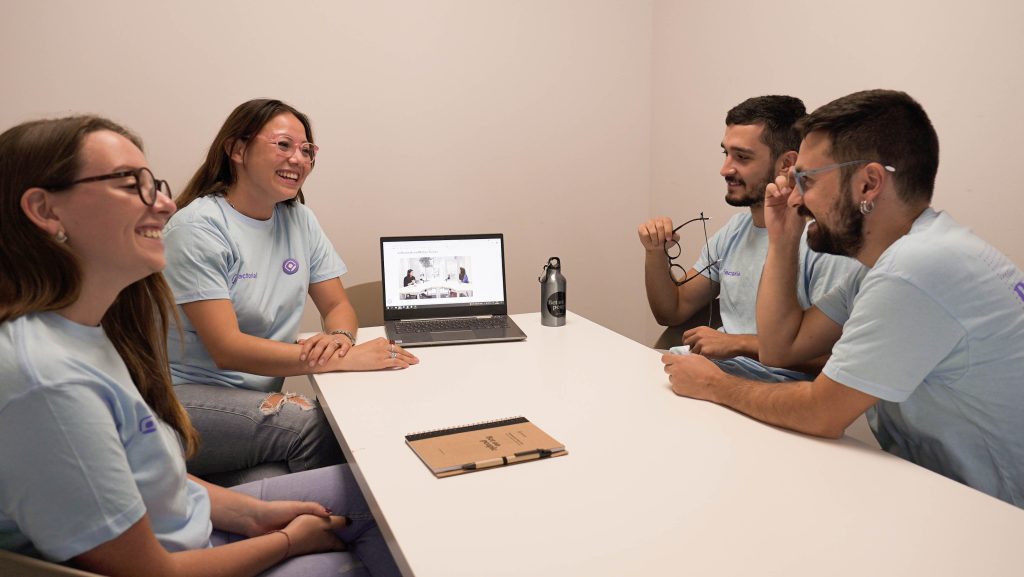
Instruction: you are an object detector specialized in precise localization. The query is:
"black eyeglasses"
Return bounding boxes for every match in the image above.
[665,212,720,287]
[47,167,172,206]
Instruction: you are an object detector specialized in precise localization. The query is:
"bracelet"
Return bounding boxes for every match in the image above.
[267,529,291,563]
[328,329,356,345]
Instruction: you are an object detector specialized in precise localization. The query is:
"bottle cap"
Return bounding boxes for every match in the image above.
[539,257,561,282]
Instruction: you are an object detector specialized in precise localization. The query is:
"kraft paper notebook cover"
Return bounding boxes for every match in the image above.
[405,416,567,478]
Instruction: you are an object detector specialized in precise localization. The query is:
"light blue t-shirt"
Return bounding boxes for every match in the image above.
[0,313,212,561]
[820,208,1024,507]
[164,196,347,392]
[694,212,865,334]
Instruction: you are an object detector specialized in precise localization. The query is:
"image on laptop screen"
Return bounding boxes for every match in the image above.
[381,234,509,319]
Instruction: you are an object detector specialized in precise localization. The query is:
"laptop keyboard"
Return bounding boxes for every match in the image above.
[394,316,510,334]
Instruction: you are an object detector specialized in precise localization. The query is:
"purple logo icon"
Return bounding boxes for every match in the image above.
[282,258,300,275]
[1015,281,1024,303]
[139,416,156,434]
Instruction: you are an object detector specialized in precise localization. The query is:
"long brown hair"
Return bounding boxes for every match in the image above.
[0,116,199,456]
[176,99,315,210]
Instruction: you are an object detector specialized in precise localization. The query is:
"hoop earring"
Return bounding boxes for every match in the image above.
[859,200,875,215]
[55,229,68,243]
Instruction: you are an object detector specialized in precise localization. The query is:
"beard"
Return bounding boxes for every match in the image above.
[804,188,865,257]
[724,173,770,207]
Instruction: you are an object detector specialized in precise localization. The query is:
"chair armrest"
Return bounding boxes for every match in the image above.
[0,549,104,577]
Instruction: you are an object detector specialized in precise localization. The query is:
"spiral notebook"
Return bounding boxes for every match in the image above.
[405,416,567,478]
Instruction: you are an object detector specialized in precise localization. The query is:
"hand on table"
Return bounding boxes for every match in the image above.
[329,337,419,371]
[662,351,723,402]
[682,326,749,359]
[298,332,353,367]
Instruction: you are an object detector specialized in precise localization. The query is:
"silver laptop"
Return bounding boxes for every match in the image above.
[380,233,527,347]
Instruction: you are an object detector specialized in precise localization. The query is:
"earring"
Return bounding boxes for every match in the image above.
[55,229,68,243]
[859,200,875,215]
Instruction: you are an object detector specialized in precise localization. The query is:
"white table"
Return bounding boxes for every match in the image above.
[310,312,1024,576]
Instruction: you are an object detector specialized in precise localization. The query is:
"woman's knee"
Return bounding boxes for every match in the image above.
[258,391,317,416]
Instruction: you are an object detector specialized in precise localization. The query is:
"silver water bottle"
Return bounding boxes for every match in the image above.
[539,257,566,326]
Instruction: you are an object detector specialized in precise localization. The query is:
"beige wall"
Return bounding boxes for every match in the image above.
[0,0,654,342]
[2,1,1021,348]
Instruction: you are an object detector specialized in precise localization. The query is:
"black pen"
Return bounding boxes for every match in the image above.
[459,447,561,470]
[513,448,557,459]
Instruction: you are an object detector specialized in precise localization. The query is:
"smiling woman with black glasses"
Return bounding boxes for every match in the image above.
[0,115,401,577]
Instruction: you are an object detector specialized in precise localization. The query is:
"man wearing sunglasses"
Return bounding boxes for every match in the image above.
[639,95,864,380]
[664,90,1024,508]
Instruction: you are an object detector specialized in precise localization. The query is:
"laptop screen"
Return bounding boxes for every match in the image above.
[380,234,510,320]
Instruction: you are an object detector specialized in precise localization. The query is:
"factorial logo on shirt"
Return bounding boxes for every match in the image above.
[722,270,741,277]
[282,258,300,275]
[139,416,157,435]
[1015,281,1024,304]
[230,272,258,288]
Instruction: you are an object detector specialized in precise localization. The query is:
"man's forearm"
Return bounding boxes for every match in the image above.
[756,239,805,366]
[704,372,843,438]
[644,250,684,325]
[730,334,759,359]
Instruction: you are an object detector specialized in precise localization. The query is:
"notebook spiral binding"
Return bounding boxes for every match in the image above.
[404,416,528,442]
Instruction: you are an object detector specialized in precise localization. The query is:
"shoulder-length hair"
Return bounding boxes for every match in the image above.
[176,99,315,210]
[0,115,199,457]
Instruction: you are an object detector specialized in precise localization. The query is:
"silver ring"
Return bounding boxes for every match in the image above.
[389,350,397,359]
[332,340,341,347]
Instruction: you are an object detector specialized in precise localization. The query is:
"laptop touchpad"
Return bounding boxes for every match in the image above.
[434,331,476,340]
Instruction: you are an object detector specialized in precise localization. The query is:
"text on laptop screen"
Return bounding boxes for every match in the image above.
[382,237,506,312]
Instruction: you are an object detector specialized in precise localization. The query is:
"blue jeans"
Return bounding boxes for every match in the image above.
[174,384,345,487]
[711,356,813,383]
[211,465,401,577]
[666,347,814,383]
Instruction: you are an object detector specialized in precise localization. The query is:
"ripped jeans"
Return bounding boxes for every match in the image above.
[174,384,345,487]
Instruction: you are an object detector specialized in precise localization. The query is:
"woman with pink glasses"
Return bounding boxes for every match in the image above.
[164,99,416,486]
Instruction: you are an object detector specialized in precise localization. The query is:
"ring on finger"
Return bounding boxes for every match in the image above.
[332,340,341,347]
[389,350,397,359]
